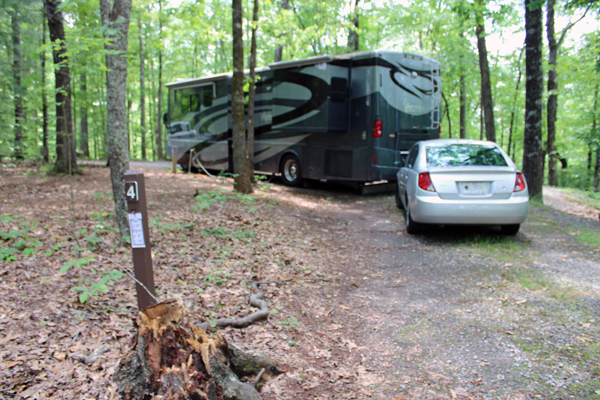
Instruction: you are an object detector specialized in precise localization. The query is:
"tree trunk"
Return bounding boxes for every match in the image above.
[11,6,24,161]
[475,0,495,143]
[139,15,147,160]
[459,70,466,139]
[545,0,588,186]
[273,0,289,62]
[592,84,599,191]
[232,0,252,193]
[156,50,164,160]
[546,0,559,186]
[458,24,467,139]
[100,0,132,241]
[247,0,259,181]
[594,149,600,193]
[150,74,156,160]
[523,0,545,201]
[45,0,79,174]
[80,74,90,157]
[348,0,360,52]
[127,98,133,155]
[41,17,49,163]
[155,0,164,160]
[442,92,451,138]
[508,47,524,157]
[479,98,484,140]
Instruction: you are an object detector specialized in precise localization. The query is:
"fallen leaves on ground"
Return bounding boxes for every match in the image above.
[0,163,376,399]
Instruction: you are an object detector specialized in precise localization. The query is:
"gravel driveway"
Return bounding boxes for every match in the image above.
[314,188,600,399]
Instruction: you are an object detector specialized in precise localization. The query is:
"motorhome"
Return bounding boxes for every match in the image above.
[164,50,441,191]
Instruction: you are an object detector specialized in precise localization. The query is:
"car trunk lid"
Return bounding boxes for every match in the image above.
[428,167,517,200]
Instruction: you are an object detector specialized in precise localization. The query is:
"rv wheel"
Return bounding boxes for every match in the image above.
[281,154,303,187]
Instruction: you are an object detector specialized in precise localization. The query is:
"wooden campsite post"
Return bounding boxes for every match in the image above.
[172,146,177,173]
[125,169,157,310]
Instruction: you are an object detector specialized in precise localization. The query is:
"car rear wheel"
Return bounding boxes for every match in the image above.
[281,154,303,187]
[395,185,404,209]
[501,224,520,235]
[405,200,423,234]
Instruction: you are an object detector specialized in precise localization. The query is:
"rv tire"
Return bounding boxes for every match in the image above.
[281,154,303,187]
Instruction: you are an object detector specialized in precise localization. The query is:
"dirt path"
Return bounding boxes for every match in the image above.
[287,184,600,399]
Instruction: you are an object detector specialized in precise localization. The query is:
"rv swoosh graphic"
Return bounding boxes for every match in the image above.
[272,71,329,127]
[194,134,311,169]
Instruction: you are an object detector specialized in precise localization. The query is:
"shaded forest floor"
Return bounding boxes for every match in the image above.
[1,162,600,399]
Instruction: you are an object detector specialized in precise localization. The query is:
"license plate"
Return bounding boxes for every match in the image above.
[460,182,488,195]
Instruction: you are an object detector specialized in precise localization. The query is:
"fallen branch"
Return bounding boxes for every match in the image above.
[71,344,115,364]
[197,279,292,330]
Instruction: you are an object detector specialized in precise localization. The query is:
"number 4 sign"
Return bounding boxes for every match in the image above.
[125,181,139,202]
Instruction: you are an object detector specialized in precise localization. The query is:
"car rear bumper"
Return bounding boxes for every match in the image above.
[411,194,529,225]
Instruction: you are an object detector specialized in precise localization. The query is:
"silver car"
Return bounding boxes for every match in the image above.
[396,139,529,235]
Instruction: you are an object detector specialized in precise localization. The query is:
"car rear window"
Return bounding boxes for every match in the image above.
[426,144,508,167]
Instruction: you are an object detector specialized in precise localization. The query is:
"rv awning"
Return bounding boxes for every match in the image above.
[166,73,231,89]
[268,55,333,70]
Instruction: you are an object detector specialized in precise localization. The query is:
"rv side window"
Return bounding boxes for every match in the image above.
[330,77,348,101]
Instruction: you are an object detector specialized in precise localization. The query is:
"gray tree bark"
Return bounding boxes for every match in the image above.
[41,17,49,163]
[273,0,289,62]
[546,0,559,186]
[523,0,545,201]
[247,0,259,181]
[232,0,252,193]
[79,74,90,157]
[508,47,524,158]
[459,32,466,139]
[475,0,496,142]
[593,84,599,192]
[139,15,147,160]
[348,0,360,52]
[45,0,79,174]
[155,0,164,160]
[11,5,24,160]
[100,0,132,241]
[546,0,589,186]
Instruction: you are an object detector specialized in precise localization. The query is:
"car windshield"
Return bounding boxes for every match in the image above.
[426,144,508,167]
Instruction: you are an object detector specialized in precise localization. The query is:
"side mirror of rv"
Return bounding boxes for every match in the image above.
[162,112,169,126]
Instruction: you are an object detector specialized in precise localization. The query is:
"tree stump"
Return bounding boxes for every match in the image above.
[113,299,262,400]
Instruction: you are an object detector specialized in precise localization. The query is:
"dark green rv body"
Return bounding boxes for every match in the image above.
[165,50,441,186]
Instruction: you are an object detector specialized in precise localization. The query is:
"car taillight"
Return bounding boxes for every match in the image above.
[514,172,526,192]
[438,126,441,138]
[373,120,382,138]
[418,172,436,192]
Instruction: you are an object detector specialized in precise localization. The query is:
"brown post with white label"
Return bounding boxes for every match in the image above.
[125,169,157,310]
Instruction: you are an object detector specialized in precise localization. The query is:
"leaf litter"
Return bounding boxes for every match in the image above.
[0,164,376,399]
[3,163,600,399]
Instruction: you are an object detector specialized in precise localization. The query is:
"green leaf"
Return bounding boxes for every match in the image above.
[61,261,75,273]
[79,293,89,304]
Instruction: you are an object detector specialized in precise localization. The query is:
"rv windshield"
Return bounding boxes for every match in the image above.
[170,86,213,126]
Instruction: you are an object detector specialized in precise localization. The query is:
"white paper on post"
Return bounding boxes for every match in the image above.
[128,213,146,248]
